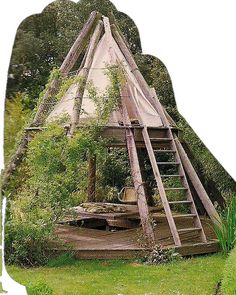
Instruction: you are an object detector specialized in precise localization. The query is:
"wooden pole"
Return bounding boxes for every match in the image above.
[2,132,28,188]
[111,25,177,128]
[2,12,101,187]
[121,87,155,247]
[87,154,96,202]
[70,20,104,134]
[175,138,221,223]
[32,11,101,126]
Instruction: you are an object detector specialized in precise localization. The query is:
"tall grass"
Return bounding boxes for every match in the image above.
[214,197,236,255]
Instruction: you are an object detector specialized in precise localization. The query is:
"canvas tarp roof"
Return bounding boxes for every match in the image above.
[47,21,163,128]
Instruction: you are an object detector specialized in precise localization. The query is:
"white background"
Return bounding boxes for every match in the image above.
[0,1,235,176]
[0,1,235,292]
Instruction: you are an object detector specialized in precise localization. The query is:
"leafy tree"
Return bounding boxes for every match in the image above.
[6,0,141,108]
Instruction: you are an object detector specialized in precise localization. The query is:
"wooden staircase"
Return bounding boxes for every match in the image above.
[142,126,207,246]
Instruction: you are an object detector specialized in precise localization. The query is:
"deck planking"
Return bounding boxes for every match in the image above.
[54,215,219,258]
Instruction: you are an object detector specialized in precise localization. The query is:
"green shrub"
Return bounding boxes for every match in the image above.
[27,281,53,295]
[214,197,236,255]
[4,93,30,163]
[5,193,55,266]
[144,245,182,265]
[5,67,124,266]
[222,247,236,295]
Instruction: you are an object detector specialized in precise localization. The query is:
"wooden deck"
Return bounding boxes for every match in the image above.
[54,214,219,259]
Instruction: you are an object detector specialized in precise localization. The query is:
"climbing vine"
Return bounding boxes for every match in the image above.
[5,63,128,266]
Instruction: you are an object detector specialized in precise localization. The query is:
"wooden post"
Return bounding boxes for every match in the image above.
[87,154,96,202]
[71,20,104,134]
[175,138,221,223]
[121,87,155,247]
[32,11,101,126]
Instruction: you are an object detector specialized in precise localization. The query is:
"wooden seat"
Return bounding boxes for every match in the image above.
[118,187,137,204]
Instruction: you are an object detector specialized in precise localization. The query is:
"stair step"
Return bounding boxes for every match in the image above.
[165,187,188,191]
[178,227,201,233]
[173,214,197,218]
[150,138,172,142]
[157,162,180,165]
[169,200,192,204]
[161,174,183,177]
[154,149,176,153]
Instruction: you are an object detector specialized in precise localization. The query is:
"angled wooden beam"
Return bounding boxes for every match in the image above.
[32,11,101,126]
[60,11,101,75]
[111,24,176,128]
[122,84,182,245]
[2,132,28,189]
[2,12,101,187]
[175,138,221,223]
[71,20,104,134]
[120,86,155,247]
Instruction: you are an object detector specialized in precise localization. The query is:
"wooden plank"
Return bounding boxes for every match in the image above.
[174,241,220,256]
[53,215,219,259]
[175,138,221,224]
[54,242,219,259]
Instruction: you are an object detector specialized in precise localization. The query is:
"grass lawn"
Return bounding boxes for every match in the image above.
[7,254,225,295]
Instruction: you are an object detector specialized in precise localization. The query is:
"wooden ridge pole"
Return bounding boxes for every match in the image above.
[175,138,220,223]
[71,20,104,134]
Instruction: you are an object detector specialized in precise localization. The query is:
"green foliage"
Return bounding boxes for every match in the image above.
[5,66,124,265]
[7,0,141,107]
[214,197,236,255]
[135,53,176,108]
[144,245,182,265]
[4,93,30,163]
[27,281,53,295]
[55,75,83,102]
[222,247,236,295]
[5,191,55,266]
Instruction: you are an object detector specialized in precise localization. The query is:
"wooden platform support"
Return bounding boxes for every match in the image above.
[175,138,220,224]
[71,20,104,134]
[121,87,155,247]
[87,154,97,202]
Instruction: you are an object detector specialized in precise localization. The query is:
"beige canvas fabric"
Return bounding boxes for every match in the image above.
[47,20,163,128]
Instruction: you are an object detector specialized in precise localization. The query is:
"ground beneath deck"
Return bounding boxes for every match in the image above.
[55,215,219,259]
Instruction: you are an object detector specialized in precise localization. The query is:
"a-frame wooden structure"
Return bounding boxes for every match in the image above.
[4,11,220,249]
